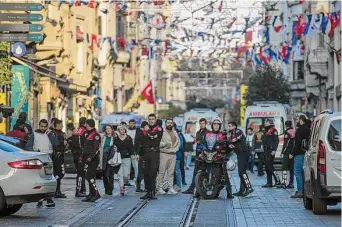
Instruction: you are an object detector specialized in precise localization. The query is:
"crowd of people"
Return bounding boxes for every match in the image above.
[4,112,311,207]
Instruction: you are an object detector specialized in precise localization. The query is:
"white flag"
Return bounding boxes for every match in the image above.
[306,14,322,37]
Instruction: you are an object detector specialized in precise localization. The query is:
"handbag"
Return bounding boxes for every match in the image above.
[108,146,122,167]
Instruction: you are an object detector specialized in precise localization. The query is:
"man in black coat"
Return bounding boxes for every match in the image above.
[290,115,310,198]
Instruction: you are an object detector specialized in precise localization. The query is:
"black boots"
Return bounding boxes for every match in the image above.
[140,191,157,200]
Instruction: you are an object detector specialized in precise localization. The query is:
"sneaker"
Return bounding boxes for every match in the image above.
[140,193,149,200]
[290,191,303,198]
[157,189,166,195]
[46,199,55,207]
[262,184,273,188]
[75,192,87,197]
[182,188,194,194]
[286,183,294,189]
[37,201,43,208]
[136,189,144,193]
[89,194,101,202]
[54,192,67,198]
[167,188,178,195]
[276,184,286,189]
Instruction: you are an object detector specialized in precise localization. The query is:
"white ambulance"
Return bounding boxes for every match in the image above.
[243,101,296,163]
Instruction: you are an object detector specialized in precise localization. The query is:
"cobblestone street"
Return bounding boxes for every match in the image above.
[0,168,340,227]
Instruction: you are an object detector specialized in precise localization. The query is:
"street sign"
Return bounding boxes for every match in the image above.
[0,24,43,32]
[158,104,169,110]
[0,13,43,22]
[0,34,43,42]
[11,42,26,57]
[0,3,43,11]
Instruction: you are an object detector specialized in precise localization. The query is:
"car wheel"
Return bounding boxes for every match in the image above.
[312,190,327,215]
[0,204,23,216]
[303,180,312,210]
[0,188,5,212]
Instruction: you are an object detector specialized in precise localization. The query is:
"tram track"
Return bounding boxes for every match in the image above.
[179,190,237,227]
[113,199,150,227]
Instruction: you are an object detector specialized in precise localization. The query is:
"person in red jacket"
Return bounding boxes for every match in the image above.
[6,121,27,141]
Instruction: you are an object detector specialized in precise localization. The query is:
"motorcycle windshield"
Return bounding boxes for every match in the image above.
[205,133,217,151]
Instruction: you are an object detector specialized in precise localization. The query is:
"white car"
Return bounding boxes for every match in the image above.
[0,135,56,216]
[303,110,341,214]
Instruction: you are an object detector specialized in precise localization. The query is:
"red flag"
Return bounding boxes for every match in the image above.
[295,15,307,38]
[299,0,304,4]
[140,81,155,104]
[90,34,97,50]
[88,0,95,8]
[328,12,341,37]
[74,0,81,6]
[218,0,223,13]
[245,31,252,42]
[336,49,341,65]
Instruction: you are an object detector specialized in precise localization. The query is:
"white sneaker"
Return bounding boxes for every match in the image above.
[157,189,166,195]
[167,188,178,195]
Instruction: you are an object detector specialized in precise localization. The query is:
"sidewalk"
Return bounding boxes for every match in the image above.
[230,170,341,227]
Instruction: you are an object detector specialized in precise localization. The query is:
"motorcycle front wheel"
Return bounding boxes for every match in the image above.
[195,171,220,200]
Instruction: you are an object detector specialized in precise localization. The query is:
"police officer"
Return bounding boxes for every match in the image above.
[69,117,87,197]
[182,118,209,195]
[52,119,67,198]
[277,121,295,189]
[227,122,253,197]
[140,114,163,200]
[204,118,233,199]
[82,119,101,202]
[262,118,279,187]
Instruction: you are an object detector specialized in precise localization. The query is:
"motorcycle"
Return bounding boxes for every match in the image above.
[195,140,234,199]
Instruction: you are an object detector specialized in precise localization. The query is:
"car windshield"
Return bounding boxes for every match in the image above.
[328,119,342,152]
[246,117,284,135]
[185,121,196,136]
[0,140,22,153]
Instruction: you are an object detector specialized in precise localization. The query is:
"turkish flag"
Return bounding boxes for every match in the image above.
[140,81,155,104]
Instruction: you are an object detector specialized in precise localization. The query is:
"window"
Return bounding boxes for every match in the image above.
[310,119,321,148]
[318,33,324,48]
[116,16,125,38]
[185,121,196,137]
[246,117,284,135]
[77,42,84,72]
[98,16,102,36]
[293,61,304,80]
[328,119,342,151]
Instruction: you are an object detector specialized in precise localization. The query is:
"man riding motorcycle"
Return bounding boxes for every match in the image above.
[201,117,233,199]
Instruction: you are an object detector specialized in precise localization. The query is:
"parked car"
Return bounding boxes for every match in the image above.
[303,110,341,214]
[0,135,56,216]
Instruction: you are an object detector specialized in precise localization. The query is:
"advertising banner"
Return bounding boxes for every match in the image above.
[11,65,29,129]
[240,85,248,127]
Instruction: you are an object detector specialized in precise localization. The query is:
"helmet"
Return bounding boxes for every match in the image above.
[211,117,222,131]
[211,117,222,125]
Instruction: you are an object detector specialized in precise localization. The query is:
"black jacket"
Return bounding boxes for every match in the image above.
[262,126,279,152]
[292,124,310,156]
[83,129,101,161]
[282,127,295,154]
[141,124,163,149]
[134,128,144,156]
[52,129,65,153]
[195,128,209,151]
[227,129,247,156]
[114,135,134,159]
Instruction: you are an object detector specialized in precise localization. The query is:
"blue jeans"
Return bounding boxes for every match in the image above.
[249,153,255,171]
[294,155,304,192]
[175,160,182,188]
[186,152,192,167]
